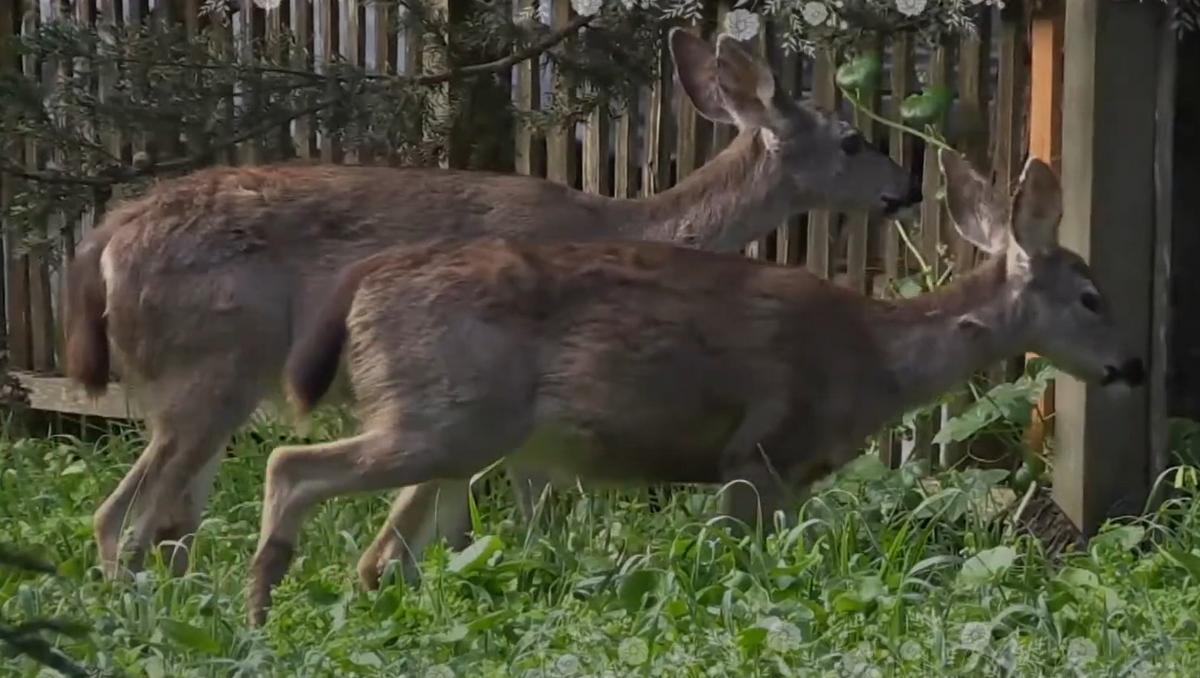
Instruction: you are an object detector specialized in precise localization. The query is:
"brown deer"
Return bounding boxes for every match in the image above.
[244,148,1143,626]
[64,28,920,585]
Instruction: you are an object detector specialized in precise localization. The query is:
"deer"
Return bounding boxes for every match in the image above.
[243,147,1143,626]
[63,28,921,589]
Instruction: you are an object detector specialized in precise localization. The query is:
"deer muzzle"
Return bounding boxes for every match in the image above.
[1101,358,1145,387]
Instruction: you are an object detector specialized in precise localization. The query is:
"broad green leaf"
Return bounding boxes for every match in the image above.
[836,52,882,96]
[618,569,661,611]
[305,580,341,606]
[447,535,503,575]
[434,624,469,644]
[958,546,1016,588]
[1091,525,1145,553]
[738,626,768,652]
[160,619,221,655]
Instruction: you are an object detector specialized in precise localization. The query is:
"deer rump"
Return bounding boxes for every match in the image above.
[285,237,885,488]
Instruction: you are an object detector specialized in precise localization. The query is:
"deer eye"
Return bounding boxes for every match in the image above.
[840,133,865,156]
[1080,291,1101,313]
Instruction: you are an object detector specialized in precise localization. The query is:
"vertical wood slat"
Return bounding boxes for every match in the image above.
[263,3,284,160]
[943,20,993,470]
[512,0,537,176]
[583,102,610,195]
[123,0,147,159]
[774,39,800,265]
[882,35,914,288]
[879,34,916,470]
[743,22,769,261]
[805,52,837,279]
[642,33,671,197]
[918,45,949,282]
[290,0,312,160]
[842,41,881,293]
[1,0,28,370]
[23,5,54,372]
[364,0,388,163]
[612,92,636,198]
[339,0,360,163]
[233,1,257,164]
[313,0,334,162]
[545,0,575,185]
[1025,5,1065,461]
[674,22,700,183]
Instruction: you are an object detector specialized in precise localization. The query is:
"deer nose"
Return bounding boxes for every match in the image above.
[905,181,923,205]
[1102,358,1145,387]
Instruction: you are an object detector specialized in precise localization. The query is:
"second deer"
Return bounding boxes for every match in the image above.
[63,28,919,587]
[245,149,1143,626]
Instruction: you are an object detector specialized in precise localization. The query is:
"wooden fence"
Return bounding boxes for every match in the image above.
[0,0,1034,468]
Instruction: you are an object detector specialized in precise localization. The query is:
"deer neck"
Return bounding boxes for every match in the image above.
[872,256,1030,415]
[623,130,794,251]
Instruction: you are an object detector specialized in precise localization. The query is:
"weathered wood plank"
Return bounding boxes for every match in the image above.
[1150,0,1177,492]
[805,52,837,279]
[918,44,948,282]
[773,35,800,265]
[842,40,881,293]
[880,35,915,470]
[1055,0,1163,535]
[545,0,576,185]
[0,0,17,364]
[23,6,54,373]
[1024,5,1065,465]
[583,103,610,195]
[290,0,313,160]
[512,0,538,176]
[314,0,334,162]
[339,0,360,163]
[642,37,671,196]
[612,93,636,198]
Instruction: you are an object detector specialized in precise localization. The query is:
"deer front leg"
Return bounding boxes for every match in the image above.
[712,401,792,536]
[356,480,472,591]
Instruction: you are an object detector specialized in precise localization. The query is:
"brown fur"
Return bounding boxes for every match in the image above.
[70,30,921,585]
[64,230,114,397]
[245,151,1144,625]
[287,254,393,416]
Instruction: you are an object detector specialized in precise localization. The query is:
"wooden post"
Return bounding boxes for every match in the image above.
[513,0,538,177]
[545,0,576,185]
[1025,1,1065,464]
[805,52,836,279]
[1054,0,1167,535]
[290,0,312,160]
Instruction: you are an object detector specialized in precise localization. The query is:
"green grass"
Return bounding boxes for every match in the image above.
[3,415,1200,677]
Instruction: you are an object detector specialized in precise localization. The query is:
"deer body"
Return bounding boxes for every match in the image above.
[245,149,1144,626]
[66,29,920,584]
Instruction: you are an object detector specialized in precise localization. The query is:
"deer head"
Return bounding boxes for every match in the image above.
[668,29,922,220]
[939,148,1144,388]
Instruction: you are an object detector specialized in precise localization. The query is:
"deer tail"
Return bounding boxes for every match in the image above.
[285,255,385,417]
[64,229,114,397]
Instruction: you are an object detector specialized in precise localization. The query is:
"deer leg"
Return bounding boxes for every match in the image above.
[154,450,225,576]
[248,424,502,627]
[356,479,472,591]
[507,466,553,523]
[101,373,264,580]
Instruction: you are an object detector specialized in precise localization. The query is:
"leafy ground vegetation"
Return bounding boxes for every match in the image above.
[3,408,1200,678]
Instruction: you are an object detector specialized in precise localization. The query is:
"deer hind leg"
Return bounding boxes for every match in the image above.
[247,421,513,627]
[94,369,265,580]
[356,480,472,591]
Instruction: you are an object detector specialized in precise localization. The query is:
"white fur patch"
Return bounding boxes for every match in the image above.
[759,128,781,153]
[98,243,116,319]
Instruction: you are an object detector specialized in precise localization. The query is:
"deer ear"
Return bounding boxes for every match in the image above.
[714,33,779,130]
[669,28,736,126]
[1010,156,1062,256]
[939,148,1009,255]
